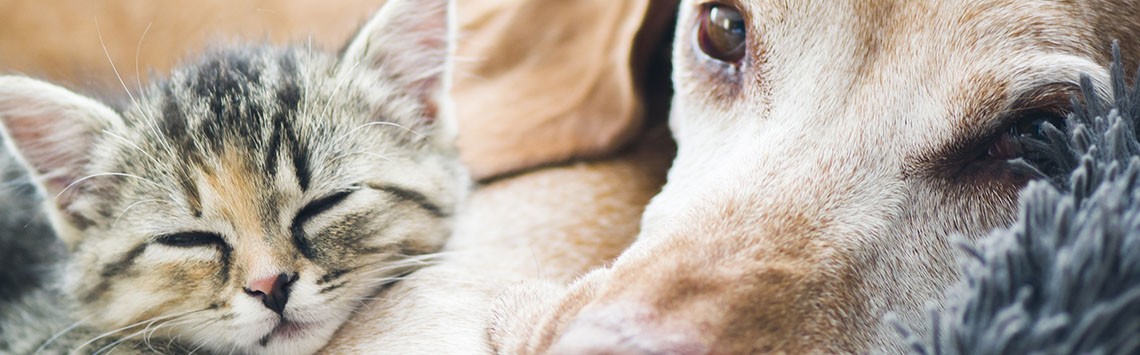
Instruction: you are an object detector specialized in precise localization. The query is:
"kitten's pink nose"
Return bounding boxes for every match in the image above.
[244,273,297,314]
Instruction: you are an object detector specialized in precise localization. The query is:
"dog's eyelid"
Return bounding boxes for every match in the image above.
[695,0,746,10]
[967,82,1078,141]
[906,82,1079,178]
[1002,82,1079,118]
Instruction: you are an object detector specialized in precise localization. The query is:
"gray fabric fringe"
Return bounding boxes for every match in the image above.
[896,43,1140,355]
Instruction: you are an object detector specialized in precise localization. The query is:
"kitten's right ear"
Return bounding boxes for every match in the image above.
[0,76,123,210]
[340,0,454,145]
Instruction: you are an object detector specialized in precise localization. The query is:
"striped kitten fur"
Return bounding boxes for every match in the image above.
[0,0,466,354]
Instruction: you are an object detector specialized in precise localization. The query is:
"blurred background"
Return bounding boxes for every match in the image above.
[0,0,383,92]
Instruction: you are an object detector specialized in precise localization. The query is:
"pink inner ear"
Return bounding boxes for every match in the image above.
[416,82,441,125]
[389,5,448,124]
[345,0,449,124]
[4,110,94,190]
[0,78,120,206]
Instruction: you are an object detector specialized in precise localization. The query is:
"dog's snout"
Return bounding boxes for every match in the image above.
[547,304,706,355]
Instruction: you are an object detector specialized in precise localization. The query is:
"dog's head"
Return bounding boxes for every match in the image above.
[493,1,1140,353]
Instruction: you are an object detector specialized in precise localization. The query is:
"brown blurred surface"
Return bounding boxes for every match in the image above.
[0,0,383,91]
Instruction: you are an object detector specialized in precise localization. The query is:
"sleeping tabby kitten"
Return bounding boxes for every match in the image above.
[0,0,466,353]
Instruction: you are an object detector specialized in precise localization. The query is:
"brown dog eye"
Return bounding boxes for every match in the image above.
[698,4,746,63]
[987,110,1066,161]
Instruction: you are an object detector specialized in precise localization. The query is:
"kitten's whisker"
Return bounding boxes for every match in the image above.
[402,249,483,259]
[328,146,401,164]
[381,255,443,267]
[319,61,361,121]
[134,22,153,102]
[183,318,226,355]
[93,316,190,355]
[128,21,182,161]
[345,121,426,142]
[113,199,170,228]
[160,316,221,354]
[387,250,464,262]
[95,17,145,123]
[139,311,202,347]
[86,315,188,354]
[102,130,164,169]
[55,172,171,202]
[356,262,436,277]
[342,271,476,291]
[354,276,411,285]
[301,34,315,118]
[34,315,94,354]
[55,173,139,199]
[389,248,490,262]
[344,151,394,162]
[141,317,195,353]
[73,308,205,353]
[352,276,474,290]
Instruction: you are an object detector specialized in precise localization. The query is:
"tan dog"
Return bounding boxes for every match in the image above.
[493,1,1140,353]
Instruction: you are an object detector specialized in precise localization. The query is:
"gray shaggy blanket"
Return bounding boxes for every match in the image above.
[896,45,1140,354]
[0,139,62,307]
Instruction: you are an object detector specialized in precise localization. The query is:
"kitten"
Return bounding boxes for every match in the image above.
[0,0,466,354]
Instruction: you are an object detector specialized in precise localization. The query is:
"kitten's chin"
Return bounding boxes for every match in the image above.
[247,320,338,355]
[193,319,337,355]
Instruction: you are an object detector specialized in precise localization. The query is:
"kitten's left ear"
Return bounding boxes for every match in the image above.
[341,0,453,143]
[0,76,125,244]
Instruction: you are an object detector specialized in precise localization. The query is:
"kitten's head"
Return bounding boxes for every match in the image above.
[0,0,463,353]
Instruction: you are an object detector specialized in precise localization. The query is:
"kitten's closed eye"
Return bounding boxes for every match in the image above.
[154,232,228,249]
[292,189,357,259]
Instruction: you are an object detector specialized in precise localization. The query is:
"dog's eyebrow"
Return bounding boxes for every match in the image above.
[905,81,1079,178]
[961,81,1079,142]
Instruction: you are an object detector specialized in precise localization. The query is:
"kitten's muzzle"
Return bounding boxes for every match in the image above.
[244,272,299,314]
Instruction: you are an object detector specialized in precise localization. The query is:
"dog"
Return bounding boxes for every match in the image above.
[490,1,1140,353]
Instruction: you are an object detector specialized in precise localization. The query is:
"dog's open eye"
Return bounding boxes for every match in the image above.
[698,3,746,63]
[155,232,227,248]
[983,107,1069,178]
[987,111,1063,160]
[922,87,1075,185]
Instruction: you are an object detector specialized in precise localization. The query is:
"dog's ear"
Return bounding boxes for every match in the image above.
[452,0,678,180]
